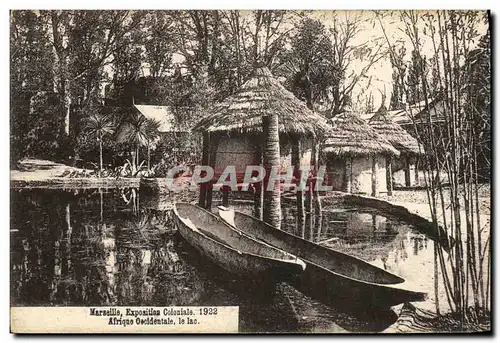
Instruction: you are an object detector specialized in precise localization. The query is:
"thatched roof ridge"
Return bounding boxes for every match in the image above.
[322,110,400,157]
[192,67,330,136]
[368,104,425,155]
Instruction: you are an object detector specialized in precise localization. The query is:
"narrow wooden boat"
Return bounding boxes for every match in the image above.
[218,207,427,309]
[172,203,306,282]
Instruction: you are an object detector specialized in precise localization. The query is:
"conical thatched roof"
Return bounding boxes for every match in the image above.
[192,67,329,136]
[322,110,399,157]
[368,105,425,155]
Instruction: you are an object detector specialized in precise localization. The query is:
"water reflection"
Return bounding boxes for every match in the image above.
[11,188,198,307]
[11,188,435,332]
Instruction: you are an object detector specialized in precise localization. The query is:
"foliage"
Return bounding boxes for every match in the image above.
[84,110,115,174]
[378,9,490,327]
[285,18,338,110]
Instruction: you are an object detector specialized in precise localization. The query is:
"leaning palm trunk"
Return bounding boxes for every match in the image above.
[262,114,281,229]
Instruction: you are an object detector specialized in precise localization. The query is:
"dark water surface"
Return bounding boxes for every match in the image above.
[10,188,436,333]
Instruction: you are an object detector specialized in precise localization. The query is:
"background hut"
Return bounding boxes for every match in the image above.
[368,104,425,190]
[192,66,329,215]
[321,110,399,196]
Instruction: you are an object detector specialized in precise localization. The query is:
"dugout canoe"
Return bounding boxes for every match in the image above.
[218,207,427,309]
[173,203,306,282]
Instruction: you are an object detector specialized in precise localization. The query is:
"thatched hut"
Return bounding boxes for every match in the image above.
[192,66,329,212]
[193,67,329,176]
[368,104,425,189]
[321,110,399,196]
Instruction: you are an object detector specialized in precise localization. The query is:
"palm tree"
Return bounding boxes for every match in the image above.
[117,112,160,172]
[262,113,281,229]
[85,113,115,176]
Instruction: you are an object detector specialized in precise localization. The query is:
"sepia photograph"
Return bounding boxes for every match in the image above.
[9,9,491,334]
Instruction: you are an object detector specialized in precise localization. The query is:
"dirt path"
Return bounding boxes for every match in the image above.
[10,159,92,181]
[10,159,139,189]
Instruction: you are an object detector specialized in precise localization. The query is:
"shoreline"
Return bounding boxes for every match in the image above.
[10,177,141,189]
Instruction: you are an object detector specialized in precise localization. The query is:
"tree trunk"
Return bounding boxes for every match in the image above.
[222,187,229,207]
[131,150,136,174]
[136,145,140,173]
[205,134,219,211]
[199,132,210,208]
[311,141,322,216]
[65,95,71,136]
[147,144,151,171]
[345,157,352,193]
[404,156,411,187]
[253,143,264,219]
[291,136,305,233]
[99,137,103,177]
[262,114,281,229]
[371,156,378,197]
[386,156,393,196]
[414,156,419,187]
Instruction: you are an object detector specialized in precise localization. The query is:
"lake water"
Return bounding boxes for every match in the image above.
[10,188,441,333]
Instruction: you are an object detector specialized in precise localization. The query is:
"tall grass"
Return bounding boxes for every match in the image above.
[377,10,490,328]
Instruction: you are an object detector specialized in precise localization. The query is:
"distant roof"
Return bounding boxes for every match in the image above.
[364,95,446,127]
[368,105,425,155]
[134,104,188,133]
[322,111,399,157]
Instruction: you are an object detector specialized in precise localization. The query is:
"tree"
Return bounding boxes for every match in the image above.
[84,112,115,175]
[285,18,337,111]
[262,114,281,229]
[116,112,160,173]
[406,49,428,105]
[378,10,491,327]
[10,11,57,164]
[389,45,407,110]
[463,32,490,181]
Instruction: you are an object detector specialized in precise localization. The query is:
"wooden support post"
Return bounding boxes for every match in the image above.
[222,186,229,207]
[312,141,322,215]
[262,114,281,230]
[386,155,393,196]
[310,140,321,232]
[205,134,218,211]
[253,143,264,220]
[371,156,378,197]
[404,156,411,188]
[199,132,210,208]
[414,156,419,187]
[291,135,305,233]
[345,157,352,193]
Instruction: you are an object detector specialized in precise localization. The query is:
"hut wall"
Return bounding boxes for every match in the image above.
[351,155,388,194]
[391,156,416,187]
[299,138,313,166]
[214,134,313,181]
[215,136,257,178]
[351,156,373,194]
[278,135,312,171]
[326,156,345,191]
[375,155,388,194]
[279,135,293,171]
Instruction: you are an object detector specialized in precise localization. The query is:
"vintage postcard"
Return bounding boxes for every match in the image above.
[10,9,491,334]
